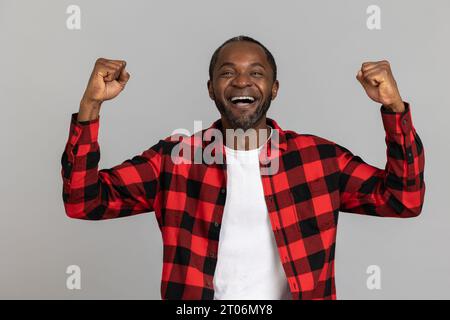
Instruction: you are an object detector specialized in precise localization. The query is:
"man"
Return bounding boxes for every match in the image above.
[61,35,425,300]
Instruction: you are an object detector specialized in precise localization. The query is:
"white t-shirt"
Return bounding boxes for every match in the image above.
[213,127,291,300]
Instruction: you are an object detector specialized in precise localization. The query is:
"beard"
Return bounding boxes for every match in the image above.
[214,94,273,131]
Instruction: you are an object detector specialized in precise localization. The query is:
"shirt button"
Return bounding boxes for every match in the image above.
[220,188,226,194]
[72,129,78,136]
[402,119,407,125]
[214,222,219,228]
[209,251,216,258]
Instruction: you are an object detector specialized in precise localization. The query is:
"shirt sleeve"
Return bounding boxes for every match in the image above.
[61,113,163,220]
[335,102,425,217]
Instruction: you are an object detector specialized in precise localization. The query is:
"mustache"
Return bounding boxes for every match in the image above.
[213,94,273,130]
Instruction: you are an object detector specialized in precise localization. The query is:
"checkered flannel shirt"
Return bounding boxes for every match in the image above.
[61,102,425,299]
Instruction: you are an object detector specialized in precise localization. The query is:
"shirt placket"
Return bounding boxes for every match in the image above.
[259,159,302,296]
[204,144,228,296]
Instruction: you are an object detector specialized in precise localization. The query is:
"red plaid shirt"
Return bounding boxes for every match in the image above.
[61,102,425,300]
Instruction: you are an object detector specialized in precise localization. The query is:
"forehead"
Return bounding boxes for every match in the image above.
[216,41,269,67]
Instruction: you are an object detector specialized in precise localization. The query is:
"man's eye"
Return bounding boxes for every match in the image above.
[251,72,263,77]
[221,71,233,76]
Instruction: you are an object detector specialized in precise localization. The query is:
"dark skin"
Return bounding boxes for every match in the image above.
[207,41,279,150]
[205,42,405,151]
[78,41,404,150]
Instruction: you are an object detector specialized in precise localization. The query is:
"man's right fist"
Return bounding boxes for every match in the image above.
[77,58,130,122]
[82,58,130,103]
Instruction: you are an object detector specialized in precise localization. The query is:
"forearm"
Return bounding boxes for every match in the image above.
[61,112,103,219]
[381,102,425,214]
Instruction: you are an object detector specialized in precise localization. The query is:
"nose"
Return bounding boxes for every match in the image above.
[231,72,252,88]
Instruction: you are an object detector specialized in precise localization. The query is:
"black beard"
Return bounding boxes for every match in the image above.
[214,94,273,130]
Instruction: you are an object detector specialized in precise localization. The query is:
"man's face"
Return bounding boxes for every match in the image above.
[208,41,279,130]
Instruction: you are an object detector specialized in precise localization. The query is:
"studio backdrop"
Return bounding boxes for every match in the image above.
[0,0,449,299]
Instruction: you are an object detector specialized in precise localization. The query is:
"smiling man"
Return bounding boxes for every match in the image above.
[208,39,279,133]
[61,35,425,300]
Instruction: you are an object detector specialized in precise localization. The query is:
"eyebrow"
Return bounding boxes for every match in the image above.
[218,62,266,70]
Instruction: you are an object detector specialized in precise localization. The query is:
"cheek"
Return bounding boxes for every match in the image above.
[258,83,271,98]
[213,82,229,98]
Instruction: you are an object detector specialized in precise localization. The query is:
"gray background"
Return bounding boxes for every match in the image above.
[1,0,449,299]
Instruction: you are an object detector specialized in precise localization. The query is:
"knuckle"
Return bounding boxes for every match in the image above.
[361,63,371,71]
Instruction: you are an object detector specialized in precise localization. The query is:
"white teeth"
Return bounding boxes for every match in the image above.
[231,96,255,102]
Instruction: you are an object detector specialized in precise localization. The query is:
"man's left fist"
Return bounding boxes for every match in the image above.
[356,60,405,112]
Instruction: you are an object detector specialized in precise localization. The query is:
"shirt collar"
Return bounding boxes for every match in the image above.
[202,117,288,153]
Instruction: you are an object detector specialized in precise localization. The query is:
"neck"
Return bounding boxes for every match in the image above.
[221,115,271,151]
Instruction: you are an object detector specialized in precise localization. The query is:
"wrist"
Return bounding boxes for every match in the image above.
[78,98,101,122]
[384,99,405,113]
[80,95,102,110]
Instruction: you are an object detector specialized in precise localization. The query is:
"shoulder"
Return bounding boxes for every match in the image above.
[282,129,354,157]
[284,129,336,148]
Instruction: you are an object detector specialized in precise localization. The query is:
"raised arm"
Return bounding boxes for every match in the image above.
[61,58,162,220]
[336,60,425,217]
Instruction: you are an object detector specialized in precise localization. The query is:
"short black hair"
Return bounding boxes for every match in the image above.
[209,35,277,82]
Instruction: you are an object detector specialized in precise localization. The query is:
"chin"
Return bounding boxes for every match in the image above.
[227,111,263,130]
[215,99,271,130]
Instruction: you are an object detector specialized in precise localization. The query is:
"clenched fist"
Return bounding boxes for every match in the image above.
[356,60,405,112]
[78,58,130,122]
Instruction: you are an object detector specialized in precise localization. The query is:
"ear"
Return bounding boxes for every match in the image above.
[207,80,215,100]
[271,80,279,100]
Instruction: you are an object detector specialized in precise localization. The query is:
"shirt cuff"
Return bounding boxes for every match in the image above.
[380,101,412,135]
[68,112,100,146]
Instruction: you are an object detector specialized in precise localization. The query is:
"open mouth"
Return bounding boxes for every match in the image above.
[229,96,258,108]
